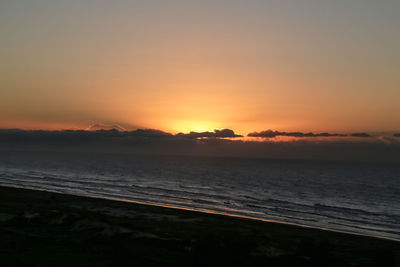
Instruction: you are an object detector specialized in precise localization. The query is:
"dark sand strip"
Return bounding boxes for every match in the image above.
[0,186,399,266]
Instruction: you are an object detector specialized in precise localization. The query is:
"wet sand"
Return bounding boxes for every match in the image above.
[0,186,399,266]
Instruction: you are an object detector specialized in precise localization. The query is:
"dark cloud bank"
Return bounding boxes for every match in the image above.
[248,130,347,138]
[351,133,371,138]
[0,128,399,163]
[176,129,242,138]
[248,130,374,138]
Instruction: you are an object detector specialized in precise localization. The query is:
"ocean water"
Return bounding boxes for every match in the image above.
[0,151,399,240]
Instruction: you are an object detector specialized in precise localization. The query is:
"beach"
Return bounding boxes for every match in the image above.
[2,0,400,266]
[0,186,399,266]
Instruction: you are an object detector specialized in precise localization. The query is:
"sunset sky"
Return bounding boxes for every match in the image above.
[1,1,399,135]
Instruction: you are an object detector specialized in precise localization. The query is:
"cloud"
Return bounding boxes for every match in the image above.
[176,131,213,138]
[0,128,173,147]
[214,129,241,137]
[248,130,346,138]
[87,123,126,132]
[127,129,173,138]
[177,129,242,139]
[351,133,371,138]
[1,129,400,162]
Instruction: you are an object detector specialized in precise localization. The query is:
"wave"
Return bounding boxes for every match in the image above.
[1,152,400,241]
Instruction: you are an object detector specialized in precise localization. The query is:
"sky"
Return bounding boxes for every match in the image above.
[1,0,399,135]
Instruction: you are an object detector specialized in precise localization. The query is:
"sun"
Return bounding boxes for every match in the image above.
[170,119,218,133]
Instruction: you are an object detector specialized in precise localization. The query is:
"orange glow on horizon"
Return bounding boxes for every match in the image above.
[167,119,221,134]
[0,120,85,131]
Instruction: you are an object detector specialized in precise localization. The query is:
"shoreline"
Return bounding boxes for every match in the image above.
[1,185,399,266]
[2,183,399,243]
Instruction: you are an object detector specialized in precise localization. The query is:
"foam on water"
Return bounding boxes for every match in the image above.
[0,151,399,240]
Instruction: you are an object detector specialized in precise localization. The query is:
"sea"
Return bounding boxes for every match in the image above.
[0,150,399,241]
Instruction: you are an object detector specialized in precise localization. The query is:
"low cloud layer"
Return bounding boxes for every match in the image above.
[0,128,399,162]
[248,130,346,138]
[87,123,126,132]
[351,133,371,138]
[177,129,242,139]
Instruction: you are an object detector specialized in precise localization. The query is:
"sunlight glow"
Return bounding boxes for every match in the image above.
[170,119,220,133]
